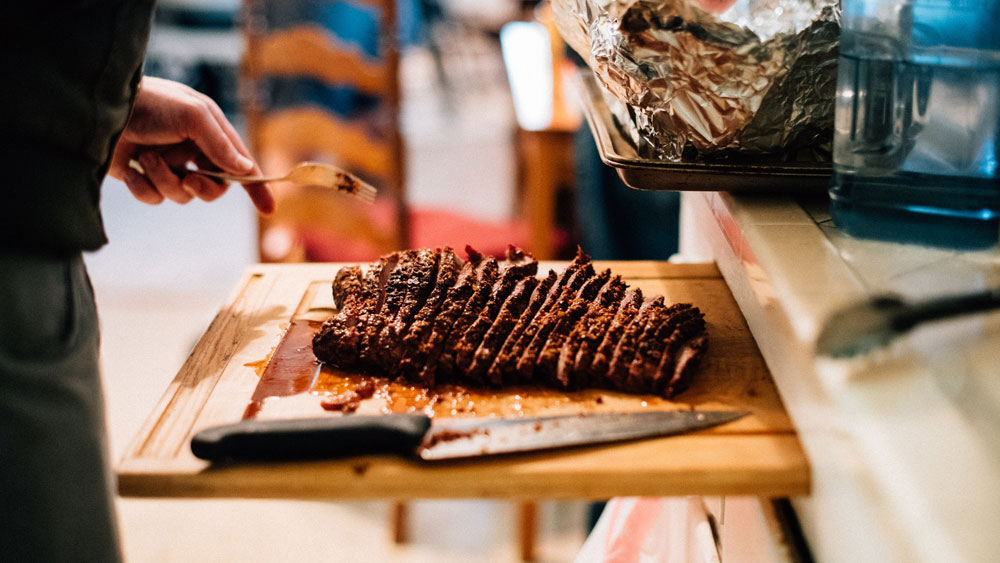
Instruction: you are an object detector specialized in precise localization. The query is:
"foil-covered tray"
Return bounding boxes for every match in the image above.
[577,71,831,192]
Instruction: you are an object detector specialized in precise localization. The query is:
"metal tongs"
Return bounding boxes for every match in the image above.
[816,287,1000,358]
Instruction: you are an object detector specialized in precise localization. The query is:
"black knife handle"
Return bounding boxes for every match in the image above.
[190,414,431,462]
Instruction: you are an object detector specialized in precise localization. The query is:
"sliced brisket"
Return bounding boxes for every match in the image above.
[626,304,696,392]
[653,308,708,397]
[314,247,709,398]
[414,248,490,386]
[332,265,364,310]
[557,275,628,388]
[606,297,665,392]
[396,247,468,380]
[483,269,557,385]
[534,269,612,385]
[509,252,594,383]
[313,252,398,368]
[358,250,420,366]
[452,247,539,378]
[466,274,542,382]
[373,248,441,371]
[434,256,500,379]
[588,287,643,388]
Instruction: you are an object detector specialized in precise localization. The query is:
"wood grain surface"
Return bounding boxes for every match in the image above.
[117,262,810,499]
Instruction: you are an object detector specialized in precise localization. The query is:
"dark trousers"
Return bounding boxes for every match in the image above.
[0,251,121,563]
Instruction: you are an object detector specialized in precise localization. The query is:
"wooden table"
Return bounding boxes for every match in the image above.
[118,261,809,499]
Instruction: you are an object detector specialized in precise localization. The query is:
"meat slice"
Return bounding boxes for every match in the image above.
[652,308,708,397]
[513,262,597,382]
[465,274,542,383]
[452,247,538,378]
[384,249,439,335]
[413,248,490,386]
[626,304,696,391]
[332,265,364,310]
[397,247,477,382]
[434,256,500,379]
[373,248,441,371]
[534,269,612,385]
[494,250,593,384]
[313,253,399,368]
[394,247,463,375]
[557,275,628,388]
[662,334,708,398]
[311,266,364,367]
[483,270,557,385]
[589,287,643,387]
[358,250,421,365]
[606,296,665,391]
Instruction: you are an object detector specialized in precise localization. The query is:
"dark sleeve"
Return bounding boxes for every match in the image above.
[0,0,155,255]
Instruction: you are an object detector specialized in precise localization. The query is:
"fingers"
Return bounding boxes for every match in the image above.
[180,100,255,176]
[124,147,273,212]
[196,91,255,165]
[183,174,228,202]
[188,155,274,215]
[118,76,275,212]
[137,151,194,204]
[180,93,275,213]
[242,180,276,215]
[122,167,165,205]
[124,147,228,205]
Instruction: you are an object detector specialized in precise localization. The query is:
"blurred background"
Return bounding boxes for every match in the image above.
[86,0,681,560]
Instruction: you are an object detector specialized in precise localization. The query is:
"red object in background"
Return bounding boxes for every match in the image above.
[693,0,739,14]
[299,207,563,262]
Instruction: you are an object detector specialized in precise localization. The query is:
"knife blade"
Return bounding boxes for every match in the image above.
[190,410,747,462]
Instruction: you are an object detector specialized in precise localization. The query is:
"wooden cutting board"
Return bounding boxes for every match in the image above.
[117,261,809,499]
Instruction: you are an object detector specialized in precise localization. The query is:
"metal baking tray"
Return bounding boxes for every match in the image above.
[576,71,832,193]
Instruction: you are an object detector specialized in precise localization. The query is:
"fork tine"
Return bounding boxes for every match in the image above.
[354,181,378,204]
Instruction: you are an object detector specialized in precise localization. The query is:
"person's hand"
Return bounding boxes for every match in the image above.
[108,76,274,214]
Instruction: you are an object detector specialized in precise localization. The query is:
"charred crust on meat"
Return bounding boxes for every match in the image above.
[313,252,398,368]
[607,296,665,392]
[454,251,539,380]
[511,251,594,383]
[589,287,643,387]
[313,247,709,397]
[414,248,489,386]
[560,274,627,388]
[435,257,500,379]
[374,249,440,371]
[396,247,463,379]
[332,265,364,310]
[467,275,541,383]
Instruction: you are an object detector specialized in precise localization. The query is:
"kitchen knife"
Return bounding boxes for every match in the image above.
[190,410,747,462]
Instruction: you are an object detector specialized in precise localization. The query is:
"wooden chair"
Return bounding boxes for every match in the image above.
[241,0,408,262]
[501,6,581,260]
[241,1,541,558]
[241,0,412,545]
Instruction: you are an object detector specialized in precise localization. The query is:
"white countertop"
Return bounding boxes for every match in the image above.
[681,191,1000,563]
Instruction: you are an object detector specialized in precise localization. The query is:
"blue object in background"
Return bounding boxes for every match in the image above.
[147,0,424,119]
[258,0,422,118]
[574,125,680,260]
[829,0,1000,249]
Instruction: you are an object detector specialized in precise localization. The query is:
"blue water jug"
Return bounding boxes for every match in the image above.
[828,0,1000,249]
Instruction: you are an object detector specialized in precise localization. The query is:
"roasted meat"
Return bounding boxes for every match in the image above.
[312,246,708,398]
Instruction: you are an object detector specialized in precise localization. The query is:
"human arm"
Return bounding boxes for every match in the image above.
[107,76,275,214]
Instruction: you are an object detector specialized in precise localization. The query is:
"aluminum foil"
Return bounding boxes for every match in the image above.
[553,0,840,161]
